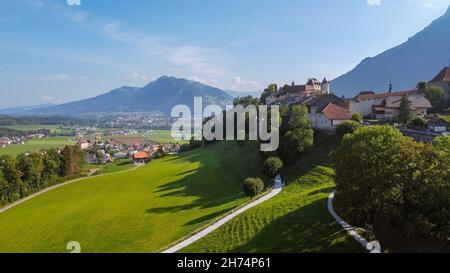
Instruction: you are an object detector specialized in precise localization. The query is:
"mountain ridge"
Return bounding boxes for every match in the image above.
[332,5,450,97]
[24,76,234,118]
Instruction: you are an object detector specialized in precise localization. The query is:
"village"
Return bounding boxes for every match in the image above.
[265,67,450,142]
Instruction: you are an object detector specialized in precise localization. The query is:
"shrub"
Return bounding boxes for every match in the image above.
[262,157,284,179]
[336,121,360,137]
[242,177,264,197]
[411,117,428,129]
[351,112,362,123]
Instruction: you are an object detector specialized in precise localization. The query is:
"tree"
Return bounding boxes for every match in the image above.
[398,95,413,124]
[278,105,314,164]
[332,126,450,250]
[233,96,260,107]
[351,112,362,123]
[0,169,8,205]
[411,117,427,129]
[242,177,264,197]
[336,121,360,137]
[0,155,27,201]
[18,153,45,190]
[417,81,427,89]
[426,86,445,113]
[42,149,63,181]
[260,84,278,104]
[262,157,284,179]
[61,146,85,177]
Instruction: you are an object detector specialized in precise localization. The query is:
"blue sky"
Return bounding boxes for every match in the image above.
[1,0,450,108]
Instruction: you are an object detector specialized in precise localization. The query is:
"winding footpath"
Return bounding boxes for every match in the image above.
[162,176,284,253]
[0,166,141,215]
[328,191,381,253]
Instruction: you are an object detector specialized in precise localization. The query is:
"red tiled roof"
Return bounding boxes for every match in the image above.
[354,89,423,101]
[321,103,352,120]
[133,152,150,159]
[430,67,450,83]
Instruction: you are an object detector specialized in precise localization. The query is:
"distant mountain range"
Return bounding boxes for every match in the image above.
[8,76,236,118]
[0,103,56,116]
[332,6,450,97]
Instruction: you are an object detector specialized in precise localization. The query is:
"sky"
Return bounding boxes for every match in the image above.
[1,0,450,108]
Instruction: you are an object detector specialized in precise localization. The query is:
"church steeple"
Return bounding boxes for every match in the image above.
[388,81,393,93]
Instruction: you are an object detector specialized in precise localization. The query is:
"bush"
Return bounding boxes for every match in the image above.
[242,177,264,197]
[411,117,428,129]
[262,157,284,179]
[351,112,362,123]
[336,121,360,137]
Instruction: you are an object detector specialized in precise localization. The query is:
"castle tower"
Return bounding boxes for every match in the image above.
[321,78,330,94]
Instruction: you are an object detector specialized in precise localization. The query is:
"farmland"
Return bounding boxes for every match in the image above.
[0,141,262,253]
[0,137,76,156]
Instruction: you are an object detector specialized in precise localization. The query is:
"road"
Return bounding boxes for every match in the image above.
[162,175,283,253]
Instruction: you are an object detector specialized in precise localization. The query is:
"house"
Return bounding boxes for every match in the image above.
[266,77,331,105]
[350,89,431,120]
[297,94,352,130]
[114,152,128,159]
[132,152,151,164]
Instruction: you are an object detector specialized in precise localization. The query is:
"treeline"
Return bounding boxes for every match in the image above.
[0,115,93,126]
[0,128,52,138]
[0,146,85,206]
[333,126,450,252]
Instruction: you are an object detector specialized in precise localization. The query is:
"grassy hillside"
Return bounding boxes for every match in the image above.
[0,141,261,253]
[0,137,76,156]
[182,135,362,253]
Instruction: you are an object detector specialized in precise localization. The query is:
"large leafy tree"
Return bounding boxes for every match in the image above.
[0,155,27,201]
[18,153,45,190]
[278,105,314,164]
[332,126,450,250]
[426,86,445,113]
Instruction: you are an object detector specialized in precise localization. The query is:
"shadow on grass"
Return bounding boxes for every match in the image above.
[229,199,363,253]
[145,142,260,226]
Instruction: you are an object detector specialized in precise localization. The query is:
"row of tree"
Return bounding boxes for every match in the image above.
[332,125,450,251]
[0,146,85,206]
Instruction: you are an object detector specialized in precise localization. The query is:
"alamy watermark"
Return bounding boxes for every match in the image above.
[171,97,280,152]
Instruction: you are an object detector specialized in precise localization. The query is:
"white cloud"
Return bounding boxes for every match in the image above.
[66,0,81,6]
[127,72,150,82]
[230,76,260,91]
[40,95,53,102]
[188,76,219,86]
[367,0,382,6]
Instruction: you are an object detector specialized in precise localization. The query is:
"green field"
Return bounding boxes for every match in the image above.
[182,136,362,253]
[0,137,76,156]
[144,130,189,144]
[0,141,261,253]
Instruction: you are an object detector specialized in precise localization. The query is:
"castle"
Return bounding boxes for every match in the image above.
[266,78,331,105]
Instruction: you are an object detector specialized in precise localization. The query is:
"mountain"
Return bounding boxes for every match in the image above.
[26,76,233,117]
[225,90,262,98]
[0,103,56,115]
[332,6,450,97]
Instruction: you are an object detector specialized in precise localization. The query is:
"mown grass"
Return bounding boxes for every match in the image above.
[144,129,189,144]
[0,141,261,253]
[182,135,363,253]
[0,137,76,156]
